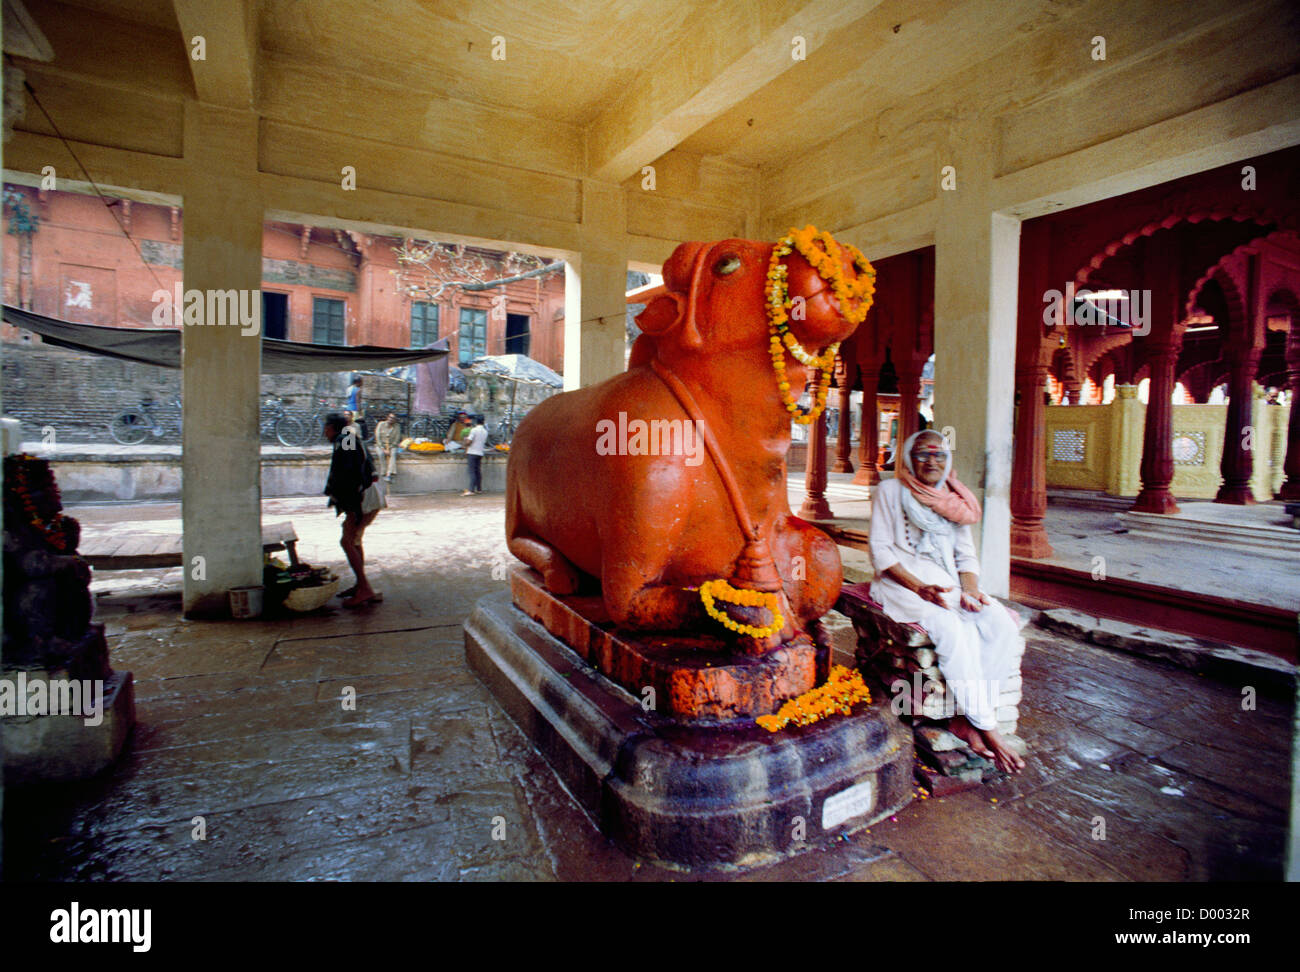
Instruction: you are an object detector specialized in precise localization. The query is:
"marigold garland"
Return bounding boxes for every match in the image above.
[755,664,872,732]
[9,453,71,551]
[697,578,784,639]
[766,225,876,425]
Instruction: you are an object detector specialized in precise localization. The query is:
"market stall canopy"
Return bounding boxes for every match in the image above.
[463,353,562,387]
[2,306,450,374]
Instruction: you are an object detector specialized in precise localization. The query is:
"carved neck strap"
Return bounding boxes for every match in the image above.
[649,357,785,593]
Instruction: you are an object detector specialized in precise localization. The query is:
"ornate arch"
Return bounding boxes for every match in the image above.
[1074,210,1288,289]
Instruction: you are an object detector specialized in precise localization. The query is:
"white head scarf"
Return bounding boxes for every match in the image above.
[898,430,958,578]
[901,430,952,489]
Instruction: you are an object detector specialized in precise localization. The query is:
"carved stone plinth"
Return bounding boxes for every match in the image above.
[465,588,914,870]
[511,567,818,721]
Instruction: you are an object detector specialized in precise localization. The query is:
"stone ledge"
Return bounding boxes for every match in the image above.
[1036,607,1296,696]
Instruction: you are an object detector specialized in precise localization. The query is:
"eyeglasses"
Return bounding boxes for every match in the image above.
[912,450,949,463]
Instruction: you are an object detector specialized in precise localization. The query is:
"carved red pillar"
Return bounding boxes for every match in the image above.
[799,408,833,520]
[1132,339,1181,514]
[852,366,880,486]
[832,359,854,473]
[1062,379,1082,405]
[1277,326,1300,500]
[897,364,923,444]
[1215,345,1262,504]
[1010,362,1053,558]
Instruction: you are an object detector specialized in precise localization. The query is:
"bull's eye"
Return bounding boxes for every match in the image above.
[714,255,741,276]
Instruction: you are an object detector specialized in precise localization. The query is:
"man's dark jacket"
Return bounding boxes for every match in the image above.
[325,432,376,516]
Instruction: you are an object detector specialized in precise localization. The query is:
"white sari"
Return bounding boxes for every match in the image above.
[867,434,1020,730]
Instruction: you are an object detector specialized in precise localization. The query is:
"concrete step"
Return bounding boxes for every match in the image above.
[1116,504,1300,562]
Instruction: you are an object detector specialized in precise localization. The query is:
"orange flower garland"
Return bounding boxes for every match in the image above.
[766,225,876,425]
[698,578,784,639]
[9,453,71,552]
[755,664,872,732]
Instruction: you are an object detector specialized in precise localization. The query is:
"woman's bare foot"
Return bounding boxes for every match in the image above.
[948,716,995,760]
[978,726,1026,775]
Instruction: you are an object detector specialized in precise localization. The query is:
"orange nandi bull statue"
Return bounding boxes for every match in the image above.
[506,227,875,650]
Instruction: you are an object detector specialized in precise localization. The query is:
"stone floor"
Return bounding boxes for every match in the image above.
[2,490,1292,881]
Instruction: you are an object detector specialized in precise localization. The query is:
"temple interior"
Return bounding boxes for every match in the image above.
[0,0,1297,886]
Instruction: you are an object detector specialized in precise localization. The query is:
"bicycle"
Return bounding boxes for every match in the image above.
[260,395,309,447]
[278,398,338,447]
[487,412,517,448]
[108,396,182,445]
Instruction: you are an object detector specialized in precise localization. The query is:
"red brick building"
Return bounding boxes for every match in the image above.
[2,186,568,374]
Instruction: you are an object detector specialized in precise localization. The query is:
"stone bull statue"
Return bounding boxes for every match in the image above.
[507,228,875,648]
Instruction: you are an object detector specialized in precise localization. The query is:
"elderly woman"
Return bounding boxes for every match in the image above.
[868,429,1026,774]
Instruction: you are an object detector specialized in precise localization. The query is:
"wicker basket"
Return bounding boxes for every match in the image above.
[283,576,340,612]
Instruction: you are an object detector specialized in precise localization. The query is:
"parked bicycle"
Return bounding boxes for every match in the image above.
[108,396,182,445]
[274,398,339,447]
[260,395,309,447]
[487,410,518,447]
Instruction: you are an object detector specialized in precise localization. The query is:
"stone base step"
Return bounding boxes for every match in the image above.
[465,590,915,870]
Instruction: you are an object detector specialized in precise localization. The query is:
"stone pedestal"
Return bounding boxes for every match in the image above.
[465,583,914,869]
[836,583,1026,797]
[2,669,135,783]
[3,454,135,781]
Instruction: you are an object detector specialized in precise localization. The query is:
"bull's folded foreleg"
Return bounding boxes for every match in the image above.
[507,534,581,595]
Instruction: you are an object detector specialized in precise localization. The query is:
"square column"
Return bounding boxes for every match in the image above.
[933,159,1019,596]
[181,104,264,617]
[563,181,628,389]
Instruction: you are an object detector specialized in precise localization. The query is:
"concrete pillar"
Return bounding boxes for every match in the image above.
[564,180,628,390]
[1131,338,1181,514]
[1009,363,1053,559]
[933,144,1018,594]
[852,365,881,486]
[181,104,264,617]
[832,361,854,473]
[1215,345,1263,504]
[799,409,832,520]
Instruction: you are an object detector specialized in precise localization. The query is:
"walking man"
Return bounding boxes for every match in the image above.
[461,413,488,496]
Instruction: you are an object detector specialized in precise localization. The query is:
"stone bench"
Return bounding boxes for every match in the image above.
[835,582,1027,793]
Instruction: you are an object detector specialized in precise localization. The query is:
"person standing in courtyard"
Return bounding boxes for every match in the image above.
[345,376,367,439]
[868,429,1026,775]
[375,411,401,482]
[461,413,488,496]
[322,412,383,608]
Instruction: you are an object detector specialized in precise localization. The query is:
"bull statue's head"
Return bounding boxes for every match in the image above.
[631,227,875,372]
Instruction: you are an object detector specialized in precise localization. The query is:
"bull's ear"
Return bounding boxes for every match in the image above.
[634,293,685,335]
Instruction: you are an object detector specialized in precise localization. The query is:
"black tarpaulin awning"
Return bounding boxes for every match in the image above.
[2,305,449,374]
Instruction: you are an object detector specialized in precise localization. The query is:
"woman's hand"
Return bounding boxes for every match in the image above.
[960,590,991,612]
[915,583,952,607]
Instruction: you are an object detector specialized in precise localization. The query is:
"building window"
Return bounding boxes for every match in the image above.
[505,313,530,356]
[312,297,346,346]
[459,307,487,364]
[411,301,439,347]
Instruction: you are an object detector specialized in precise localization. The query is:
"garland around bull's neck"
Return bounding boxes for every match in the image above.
[767,226,876,424]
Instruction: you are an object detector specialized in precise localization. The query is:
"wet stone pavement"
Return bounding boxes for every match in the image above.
[3,492,1292,881]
